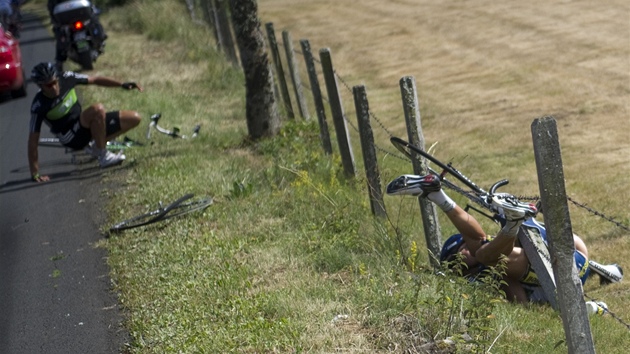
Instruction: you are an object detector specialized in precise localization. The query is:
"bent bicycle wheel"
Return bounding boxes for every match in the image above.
[109,194,213,232]
[390,136,486,194]
[157,196,213,221]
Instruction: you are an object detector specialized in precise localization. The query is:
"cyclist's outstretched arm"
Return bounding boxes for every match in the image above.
[28,132,50,182]
[87,76,143,92]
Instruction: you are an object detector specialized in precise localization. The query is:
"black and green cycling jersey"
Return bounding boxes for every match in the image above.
[29,71,89,134]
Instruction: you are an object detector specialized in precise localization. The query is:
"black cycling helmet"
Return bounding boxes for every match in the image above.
[31,62,59,84]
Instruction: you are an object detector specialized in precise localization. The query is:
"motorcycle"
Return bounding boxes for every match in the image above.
[52,0,105,70]
[2,0,23,39]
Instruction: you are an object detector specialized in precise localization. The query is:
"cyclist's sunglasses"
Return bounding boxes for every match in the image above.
[42,80,59,88]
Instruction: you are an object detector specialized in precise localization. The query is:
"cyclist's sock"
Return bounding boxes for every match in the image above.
[427,190,456,213]
[500,220,523,237]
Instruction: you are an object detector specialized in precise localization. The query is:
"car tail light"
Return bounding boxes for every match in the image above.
[0,45,13,64]
[74,21,84,30]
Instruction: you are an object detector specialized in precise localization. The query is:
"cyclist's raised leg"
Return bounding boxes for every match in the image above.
[80,104,125,167]
[105,110,141,141]
[80,103,108,149]
[441,204,488,257]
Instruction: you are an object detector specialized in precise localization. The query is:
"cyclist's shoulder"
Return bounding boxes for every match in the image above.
[61,70,89,83]
[30,91,47,112]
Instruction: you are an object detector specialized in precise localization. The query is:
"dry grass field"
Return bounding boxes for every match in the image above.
[259,0,629,238]
[259,2,629,169]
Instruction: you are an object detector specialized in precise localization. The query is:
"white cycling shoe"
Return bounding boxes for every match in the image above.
[386,174,441,197]
[98,150,126,168]
[491,193,538,221]
[589,260,623,284]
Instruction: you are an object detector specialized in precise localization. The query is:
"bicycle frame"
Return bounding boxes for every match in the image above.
[38,137,138,152]
[390,136,504,218]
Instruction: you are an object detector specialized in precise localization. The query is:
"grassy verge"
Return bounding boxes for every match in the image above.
[27,0,629,352]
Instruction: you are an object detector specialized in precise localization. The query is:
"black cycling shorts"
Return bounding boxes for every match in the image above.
[59,111,122,150]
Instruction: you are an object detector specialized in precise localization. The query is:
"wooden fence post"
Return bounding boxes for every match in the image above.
[319,48,356,178]
[399,76,442,267]
[531,116,595,354]
[199,0,219,46]
[208,0,221,50]
[265,22,294,119]
[353,85,386,218]
[282,31,310,120]
[215,0,239,67]
[300,39,333,155]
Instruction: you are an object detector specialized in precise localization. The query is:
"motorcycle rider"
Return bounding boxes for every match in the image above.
[47,0,107,71]
[0,0,12,30]
[28,62,143,181]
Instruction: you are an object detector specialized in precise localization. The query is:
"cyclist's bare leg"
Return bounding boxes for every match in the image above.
[503,276,528,303]
[106,110,141,141]
[573,234,588,258]
[80,103,108,149]
[442,204,524,267]
[442,205,487,257]
[475,227,523,267]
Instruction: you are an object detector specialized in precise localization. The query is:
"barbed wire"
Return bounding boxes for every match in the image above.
[568,197,630,232]
[584,291,630,331]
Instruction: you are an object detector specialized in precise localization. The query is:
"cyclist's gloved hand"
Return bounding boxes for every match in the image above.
[121,82,143,92]
[32,173,50,183]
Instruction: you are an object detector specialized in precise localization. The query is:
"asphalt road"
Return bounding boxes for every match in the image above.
[0,10,127,354]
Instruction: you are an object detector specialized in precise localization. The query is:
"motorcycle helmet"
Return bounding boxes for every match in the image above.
[31,62,59,84]
[439,234,464,262]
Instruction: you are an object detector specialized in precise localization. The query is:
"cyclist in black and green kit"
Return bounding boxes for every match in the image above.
[28,62,143,182]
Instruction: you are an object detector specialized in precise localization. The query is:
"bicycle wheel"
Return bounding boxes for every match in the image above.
[390,136,486,194]
[109,194,213,232]
[157,196,213,221]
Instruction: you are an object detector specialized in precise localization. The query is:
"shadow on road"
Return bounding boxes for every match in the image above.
[0,161,137,194]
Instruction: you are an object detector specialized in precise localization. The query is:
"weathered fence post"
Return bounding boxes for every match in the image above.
[300,39,332,155]
[399,76,442,267]
[531,116,595,354]
[199,0,217,38]
[282,31,309,120]
[216,0,239,67]
[207,0,222,50]
[319,48,356,178]
[353,85,386,218]
[265,23,294,119]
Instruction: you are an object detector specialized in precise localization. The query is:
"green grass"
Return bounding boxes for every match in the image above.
[25,0,630,352]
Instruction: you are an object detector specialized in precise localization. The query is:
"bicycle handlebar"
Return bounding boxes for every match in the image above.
[150,113,161,124]
[147,113,200,139]
[489,179,509,195]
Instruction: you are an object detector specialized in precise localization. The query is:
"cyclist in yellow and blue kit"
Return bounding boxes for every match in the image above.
[386,173,591,304]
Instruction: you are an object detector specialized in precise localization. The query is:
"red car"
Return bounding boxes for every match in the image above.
[0,23,26,99]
